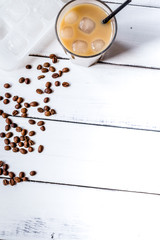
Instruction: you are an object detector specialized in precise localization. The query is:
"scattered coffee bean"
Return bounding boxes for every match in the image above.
[46,82,52,88]
[45,111,51,116]
[19,77,25,83]
[4,138,10,145]
[49,66,56,72]
[25,78,30,84]
[43,62,50,68]
[62,67,70,73]
[14,136,20,143]
[11,123,17,128]
[21,129,27,136]
[18,142,24,147]
[62,82,70,87]
[20,148,27,154]
[5,93,11,98]
[30,171,36,176]
[58,70,62,77]
[17,97,24,104]
[44,97,49,103]
[30,101,38,107]
[40,126,45,131]
[22,177,28,181]
[5,125,10,131]
[3,179,9,186]
[10,142,16,148]
[0,168,3,175]
[21,113,27,118]
[12,147,19,153]
[2,113,8,118]
[28,119,36,125]
[29,140,35,146]
[19,172,25,178]
[0,109,3,115]
[3,99,9,104]
[37,107,44,113]
[36,89,43,94]
[41,68,48,73]
[9,179,15,186]
[24,136,30,141]
[37,121,44,126]
[21,108,27,113]
[55,81,60,87]
[38,145,44,153]
[3,170,8,176]
[37,64,42,70]
[0,161,4,167]
[28,147,34,152]
[9,172,15,178]
[16,127,22,132]
[20,136,25,141]
[3,164,8,170]
[24,141,29,148]
[0,96,3,101]
[12,110,19,116]
[6,118,12,125]
[4,146,11,151]
[15,103,21,109]
[14,177,21,183]
[52,73,59,78]
[26,64,32,69]
[0,132,5,138]
[4,83,11,89]
[44,106,50,111]
[37,75,45,80]
[29,131,35,136]
[49,54,56,59]
[24,102,30,108]
[6,132,13,138]
[51,109,56,115]
[44,88,52,94]
[52,56,58,63]
[13,96,18,101]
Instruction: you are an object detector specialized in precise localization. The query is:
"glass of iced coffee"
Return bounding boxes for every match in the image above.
[55,0,117,67]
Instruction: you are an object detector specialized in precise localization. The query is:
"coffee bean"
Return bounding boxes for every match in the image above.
[9,172,15,178]
[20,136,25,141]
[0,109,3,115]
[0,132,5,138]
[15,103,21,109]
[9,179,16,186]
[4,138,10,145]
[29,140,35,146]
[0,161,4,167]
[5,125,10,131]
[58,70,62,77]
[21,129,27,136]
[28,147,34,152]
[45,111,51,116]
[62,82,70,87]
[5,93,11,98]
[4,146,11,151]
[25,78,30,84]
[30,101,38,107]
[37,121,44,126]
[14,136,20,143]
[37,75,45,80]
[12,110,19,116]
[24,102,30,108]
[44,88,52,94]
[30,171,36,176]
[3,179,9,186]
[49,54,56,59]
[55,81,60,87]
[19,77,25,83]
[17,97,24,104]
[37,64,42,70]
[16,127,22,132]
[44,97,49,103]
[45,82,51,88]
[6,132,13,138]
[20,148,27,154]
[52,56,57,63]
[18,142,24,147]
[2,113,8,118]
[19,172,25,178]
[52,73,59,78]
[21,113,27,118]
[38,145,44,153]
[36,89,43,94]
[29,131,35,136]
[11,123,17,128]
[3,164,8,170]
[43,62,50,68]
[41,68,48,73]
[21,108,27,113]
[0,96,3,101]
[24,136,30,141]
[49,66,56,72]
[28,119,36,125]
[4,83,11,88]
[3,170,8,176]
[24,141,29,148]
[26,64,32,69]
[13,96,18,101]
[0,168,3,175]
[62,67,70,73]
[37,107,44,113]
[22,177,28,181]
[40,126,45,131]
[12,147,19,153]
[3,99,9,104]
[14,177,21,183]
[51,109,56,115]
[6,118,12,125]
[10,142,16,148]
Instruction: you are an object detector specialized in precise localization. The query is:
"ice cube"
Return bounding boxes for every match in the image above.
[61,27,73,39]
[65,11,78,24]
[91,39,105,52]
[72,40,88,54]
[79,17,95,34]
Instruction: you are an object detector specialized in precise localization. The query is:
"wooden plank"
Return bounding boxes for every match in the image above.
[1,57,160,131]
[0,182,160,240]
[1,115,160,193]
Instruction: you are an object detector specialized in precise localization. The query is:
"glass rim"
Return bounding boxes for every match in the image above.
[55,0,118,59]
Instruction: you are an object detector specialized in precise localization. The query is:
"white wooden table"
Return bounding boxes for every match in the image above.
[1,0,160,239]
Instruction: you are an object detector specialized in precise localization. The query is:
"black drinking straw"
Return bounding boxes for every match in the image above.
[102,0,132,24]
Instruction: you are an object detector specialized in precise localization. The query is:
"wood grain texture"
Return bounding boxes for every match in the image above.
[0,182,160,240]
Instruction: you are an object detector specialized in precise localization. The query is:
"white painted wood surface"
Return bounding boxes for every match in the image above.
[105,0,160,8]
